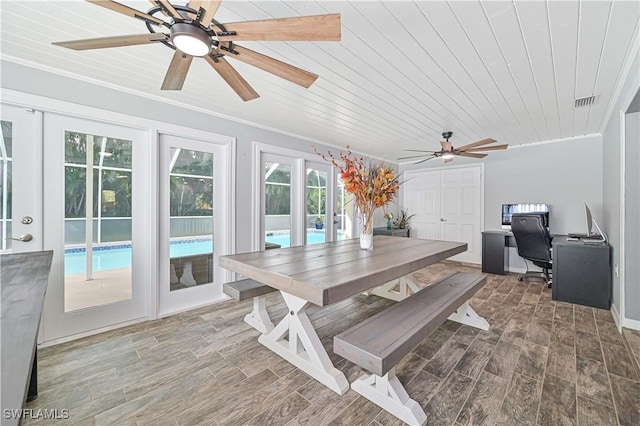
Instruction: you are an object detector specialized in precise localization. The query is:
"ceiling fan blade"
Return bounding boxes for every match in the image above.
[414,156,435,165]
[86,0,165,26]
[444,157,454,163]
[462,144,509,152]
[456,152,488,159]
[218,14,341,41]
[53,33,168,50]
[189,0,222,25]
[440,141,452,151]
[161,51,193,90]
[204,55,259,101]
[149,0,181,18]
[456,138,497,151]
[218,43,317,88]
[397,154,434,160]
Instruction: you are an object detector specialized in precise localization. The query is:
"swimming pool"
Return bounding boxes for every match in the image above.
[64,238,213,275]
[266,230,347,248]
[65,231,349,275]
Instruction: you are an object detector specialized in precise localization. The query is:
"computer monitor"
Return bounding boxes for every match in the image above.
[569,203,606,241]
[501,203,549,230]
[584,203,606,241]
[585,203,594,236]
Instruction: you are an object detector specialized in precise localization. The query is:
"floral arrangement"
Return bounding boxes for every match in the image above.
[314,145,400,236]
[384,212,394,220]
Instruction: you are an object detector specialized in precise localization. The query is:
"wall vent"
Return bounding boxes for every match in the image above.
[574,95,598,108]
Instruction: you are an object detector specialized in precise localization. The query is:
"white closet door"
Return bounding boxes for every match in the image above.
[440,167,482,264]
[403,165,482,264]
[404,170,441,240]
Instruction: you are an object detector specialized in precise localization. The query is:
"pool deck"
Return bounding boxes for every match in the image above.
[65,268,132,312]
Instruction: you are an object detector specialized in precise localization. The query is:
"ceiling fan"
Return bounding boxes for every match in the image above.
[52,0,341,101]
[398,132,508,164]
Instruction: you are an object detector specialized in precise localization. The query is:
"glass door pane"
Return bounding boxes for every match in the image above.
[168,148,214,291]
[264,161,292,248]
[306,168,328,245]
[63,131,133,312]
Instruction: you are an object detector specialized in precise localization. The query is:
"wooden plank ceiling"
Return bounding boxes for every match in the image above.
[1,1,638,161]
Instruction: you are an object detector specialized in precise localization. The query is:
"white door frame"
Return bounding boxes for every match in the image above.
[252,142,340,251]
[0,104,43,254]
[42,114,151,342]
[158,133,233,316]
[305,160,336,244]
[2,89,236,343]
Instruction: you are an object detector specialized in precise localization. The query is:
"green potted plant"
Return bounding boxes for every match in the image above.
[315,217,324,229]
[393,209,415,229]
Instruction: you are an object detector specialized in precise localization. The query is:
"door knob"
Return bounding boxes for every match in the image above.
[9,233,33,242]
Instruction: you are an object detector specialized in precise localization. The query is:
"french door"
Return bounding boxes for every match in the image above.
[0,104,43,254]
[158,134,231,315]
[259,152,344,249]
[42,114,151,341]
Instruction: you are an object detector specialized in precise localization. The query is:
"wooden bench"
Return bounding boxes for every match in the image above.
[223,278,278,333]
[334,272,489,426]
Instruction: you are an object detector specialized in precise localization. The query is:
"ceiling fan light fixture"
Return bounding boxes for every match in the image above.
[442,152,454,160]
[170,23,211,57]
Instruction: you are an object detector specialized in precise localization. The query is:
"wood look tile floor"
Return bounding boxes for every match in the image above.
[25,261,640,426]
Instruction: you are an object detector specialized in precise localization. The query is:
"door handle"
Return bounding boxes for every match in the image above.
[440,218,447,222]
[8,233,33,242]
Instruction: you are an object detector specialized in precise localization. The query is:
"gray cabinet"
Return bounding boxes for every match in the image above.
[552,237,611,309]
[482,231,510,275]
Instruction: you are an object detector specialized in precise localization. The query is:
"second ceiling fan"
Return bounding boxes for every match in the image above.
[52,0,341,101]
[398,132,508,164]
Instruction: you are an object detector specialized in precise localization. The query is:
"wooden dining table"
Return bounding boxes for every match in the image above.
[219,236,467,394]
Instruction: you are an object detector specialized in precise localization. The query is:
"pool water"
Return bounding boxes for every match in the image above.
[266,230,347,248]
[65,232,349,275]
[64,239,213,275]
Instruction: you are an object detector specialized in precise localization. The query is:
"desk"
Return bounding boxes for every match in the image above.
[1,251,53,426]
[220,236,466,394]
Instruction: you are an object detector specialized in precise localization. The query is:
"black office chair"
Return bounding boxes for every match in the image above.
[511,213,552,287]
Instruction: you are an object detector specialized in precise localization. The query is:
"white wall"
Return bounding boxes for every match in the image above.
[602,47,640,326]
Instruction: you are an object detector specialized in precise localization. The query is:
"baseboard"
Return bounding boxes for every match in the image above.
[622,317,640,330]
[612,303,622,331]
[38,316,148,348]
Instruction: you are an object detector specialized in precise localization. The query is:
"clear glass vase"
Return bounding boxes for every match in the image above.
[360,212,374,250]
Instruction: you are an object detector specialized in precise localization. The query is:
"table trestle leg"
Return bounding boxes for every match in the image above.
[244,296,274,334]
[370,276,422,301]
[447,300,490,330]
[258,291,349,395]
[351,367,427,426]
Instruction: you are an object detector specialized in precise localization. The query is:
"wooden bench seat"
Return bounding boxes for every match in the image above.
[334,272,488,425]
[223,278,277,301]
[223,278,278,334]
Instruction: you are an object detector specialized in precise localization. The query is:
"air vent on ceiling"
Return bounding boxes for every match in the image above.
[574,95,599,108]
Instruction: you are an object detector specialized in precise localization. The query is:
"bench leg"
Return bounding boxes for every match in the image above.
[448,301,490,331]
[244,296,275,334]
[369,276,421,301]
[351,367,427,426]
[258,291,349,395]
